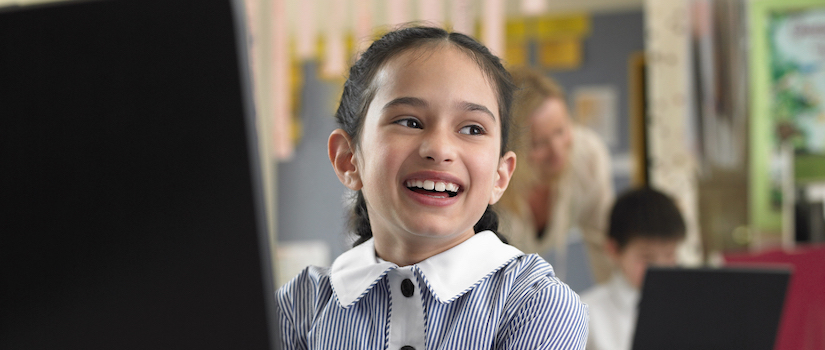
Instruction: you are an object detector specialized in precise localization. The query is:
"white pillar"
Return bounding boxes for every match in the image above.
[645,0,703,265]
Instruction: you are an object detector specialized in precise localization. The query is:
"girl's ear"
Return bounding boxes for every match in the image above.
[488,151,517,205]
[328,129,362,191]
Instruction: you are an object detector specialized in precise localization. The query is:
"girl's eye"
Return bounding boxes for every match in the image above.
[395,118,422,129]
[459,125,486,135]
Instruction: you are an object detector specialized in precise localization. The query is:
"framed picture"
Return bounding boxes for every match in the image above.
[748,0,825,239]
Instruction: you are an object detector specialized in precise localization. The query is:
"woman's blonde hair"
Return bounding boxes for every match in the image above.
[496,67,567,215]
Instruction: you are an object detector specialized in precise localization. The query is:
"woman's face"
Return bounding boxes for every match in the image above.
[352,44,515,250]
[528,98,573,182]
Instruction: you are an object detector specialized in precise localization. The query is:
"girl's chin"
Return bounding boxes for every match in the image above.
[404,227,475,240]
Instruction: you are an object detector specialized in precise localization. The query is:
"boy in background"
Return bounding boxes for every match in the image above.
[581,187,686,350]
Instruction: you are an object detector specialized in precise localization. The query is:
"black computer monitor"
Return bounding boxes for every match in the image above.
[0,0,276,348]
[632,266,791,350]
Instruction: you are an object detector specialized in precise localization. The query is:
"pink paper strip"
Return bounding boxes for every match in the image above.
[296,0,317,60]
[321,0,347,78]
[418,0,444,27]
[353,0,374,57]
[388,0,409,27]
[451,0,474,36]
[482,0,505,56]
[272,0,293,160]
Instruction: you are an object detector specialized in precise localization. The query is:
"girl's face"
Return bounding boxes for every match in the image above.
[352,44,515,248]
[528,98,573,182]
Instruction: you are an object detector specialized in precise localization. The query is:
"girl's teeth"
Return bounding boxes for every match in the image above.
[406,180,459,193]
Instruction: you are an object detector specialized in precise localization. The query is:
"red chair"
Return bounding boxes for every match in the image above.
[725,244,825,350]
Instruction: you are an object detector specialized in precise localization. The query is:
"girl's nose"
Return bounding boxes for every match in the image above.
[419,128,456,163]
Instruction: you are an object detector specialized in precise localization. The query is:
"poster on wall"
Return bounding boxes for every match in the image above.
[572,85,619,148]
[769,8,825,154]
[749,0,825,236]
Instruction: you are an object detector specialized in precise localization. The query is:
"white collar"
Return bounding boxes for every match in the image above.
[330,230,524,308]
[608,272,640,310]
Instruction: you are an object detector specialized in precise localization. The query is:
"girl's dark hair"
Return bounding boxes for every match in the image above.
[335,26,517,246]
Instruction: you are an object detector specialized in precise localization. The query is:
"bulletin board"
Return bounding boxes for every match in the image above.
[749,0,825,235]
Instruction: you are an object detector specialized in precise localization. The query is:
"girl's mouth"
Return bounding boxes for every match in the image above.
[405,179,459,198]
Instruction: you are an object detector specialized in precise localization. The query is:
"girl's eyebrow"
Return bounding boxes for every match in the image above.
[382,96,428,111]
[382,97,496,122]
[459,101,496,122]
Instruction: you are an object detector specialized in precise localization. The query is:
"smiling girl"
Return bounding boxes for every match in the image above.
[276,26,588,350]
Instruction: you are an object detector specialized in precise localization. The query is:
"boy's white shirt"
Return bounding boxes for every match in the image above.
[329,230,525,307]
[580,272,640,350]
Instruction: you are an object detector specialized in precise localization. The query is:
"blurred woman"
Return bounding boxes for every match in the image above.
[497,68,614,286]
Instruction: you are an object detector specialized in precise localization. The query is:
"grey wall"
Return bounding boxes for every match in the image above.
[276,62,351,259]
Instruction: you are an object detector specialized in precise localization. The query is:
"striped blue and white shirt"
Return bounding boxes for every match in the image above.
[276,230,588,350]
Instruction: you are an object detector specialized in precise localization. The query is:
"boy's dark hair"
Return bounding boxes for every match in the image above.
[334,25,517,246]
[609,187,686,250]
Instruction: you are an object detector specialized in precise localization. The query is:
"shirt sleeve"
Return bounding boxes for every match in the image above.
[276,283,306,350]
[276,267,324,350]
[496,281,589,350]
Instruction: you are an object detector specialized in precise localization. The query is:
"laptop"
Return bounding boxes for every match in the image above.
[632,266,791,350]
[0,0,276,349]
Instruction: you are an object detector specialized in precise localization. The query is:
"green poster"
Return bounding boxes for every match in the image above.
[749,0,825,234]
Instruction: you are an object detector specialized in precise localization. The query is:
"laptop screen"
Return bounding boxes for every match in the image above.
[632,267,790,350]
[0,0,276,348]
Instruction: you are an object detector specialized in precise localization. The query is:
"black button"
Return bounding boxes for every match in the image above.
[400,346,415,350]
[400,278,414,297]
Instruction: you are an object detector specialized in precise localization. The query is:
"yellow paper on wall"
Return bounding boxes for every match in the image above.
[539,37,582,69]
[535,14,590,39]
[504,40,528,67]
[506,19,529,42]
